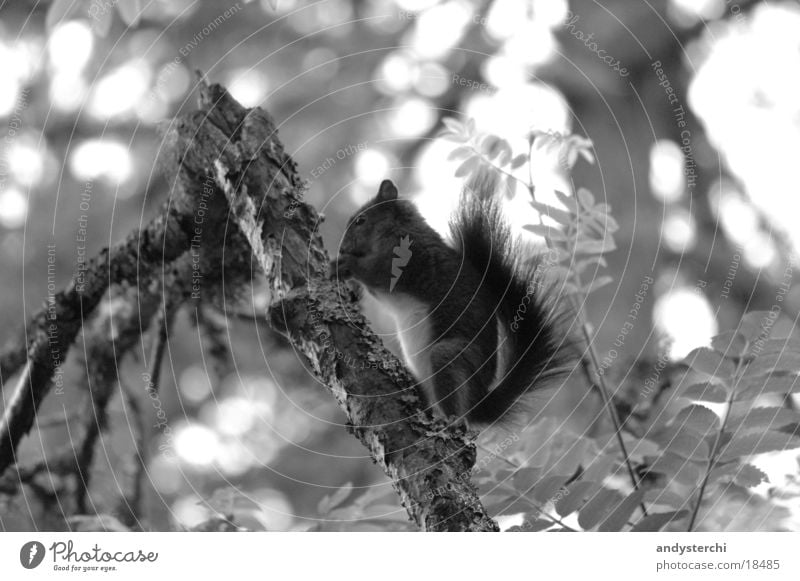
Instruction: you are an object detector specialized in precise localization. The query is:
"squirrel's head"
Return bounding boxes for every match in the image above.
[331,179,429,292]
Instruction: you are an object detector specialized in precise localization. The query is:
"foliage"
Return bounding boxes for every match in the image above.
[312,483,414,532]
[0,0,798,530]
[662,313,800,529]
[360,118,800,532]
[440,118,617,298]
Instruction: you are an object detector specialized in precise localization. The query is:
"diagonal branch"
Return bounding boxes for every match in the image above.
[0,79,498,531]
[0,205,196,475]
[160,81,497,531]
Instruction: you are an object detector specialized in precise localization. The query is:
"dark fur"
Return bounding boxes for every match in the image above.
[332,179,573,426]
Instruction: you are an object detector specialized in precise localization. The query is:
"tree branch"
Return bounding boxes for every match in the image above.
[160,81,498,531]
[0,205,196,475]
[1,79,498,531]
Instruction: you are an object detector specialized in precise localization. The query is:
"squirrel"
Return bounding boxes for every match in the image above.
[331,176,574,427]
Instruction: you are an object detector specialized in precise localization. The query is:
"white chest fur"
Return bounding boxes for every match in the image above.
[371,290,433,385]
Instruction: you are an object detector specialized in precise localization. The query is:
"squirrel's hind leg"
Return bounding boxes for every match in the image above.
[428,340,488,422]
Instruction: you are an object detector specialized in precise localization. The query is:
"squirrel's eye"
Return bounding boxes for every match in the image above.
[355,215,366,226]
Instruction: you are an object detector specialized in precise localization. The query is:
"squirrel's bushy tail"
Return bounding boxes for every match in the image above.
[451,174,576,425]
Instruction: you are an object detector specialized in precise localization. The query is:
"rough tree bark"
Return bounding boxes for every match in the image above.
[0,80,498,532]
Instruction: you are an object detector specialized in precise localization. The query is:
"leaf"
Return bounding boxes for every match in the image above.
[442,117,463,135]
[478,470,514,496]
[117,0,142,26]
[708,462,768,488]
[743,352,800,378]
[733,464,769,488]
[711,330,747,358]
[601,213,620,233]
[510,154,528,169]
[735,372,800,400]
[486,495,531,516]
[554,190,580,213]
[583,276,613,295]
[550,245,572,264]
[447,146,473,161]
[582,453,616,482]
[576,187,595,210]
[737,311,775,342]
[726,407,800,433]
[562,281,580,295]
[575,239,613,256]
[317,482,353,515]
[684,347,736,378]
[523,224,567,242]
[732,464,769,487]
[681,382,729,403]
[579,148,596,164]
[577,487,624,530]
[355,504,408,520]
[670,404,720,437]
[499,175,517,199]
[631,510,688,532]
[717,432,800,462]
[580,214,611,238]
[747,337,800,357]
[531,475,570,504]
[511,467,542,493]
[554,480,601,517]
[597,489,645,532]
[644,489,689,510]
[575,256,608,273]
[530,201,572,226]
[562,147,579,169]
[454,155,479,178]
[479,134,500,156]
[652,430,710,461]
[646,453,703,486]
[349,485,400,511]
[495,139,513,165]
[508,517,553,532]
[542,134,561,153]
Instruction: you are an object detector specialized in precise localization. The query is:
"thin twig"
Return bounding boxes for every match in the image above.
[571,295,645,509]
[0,204,195,476]
[73,412,101,514]
[113,307,171,526]
[145,309,170,397]
[526,136,545,225]
[469,145,529,192]
[119,378,147,526]
[521,142,644,512]
[476,442,576,532]
[687,355,745,531]
[222,308,269,324]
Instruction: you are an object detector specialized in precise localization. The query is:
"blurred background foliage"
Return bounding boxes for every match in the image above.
[1,0,799,531]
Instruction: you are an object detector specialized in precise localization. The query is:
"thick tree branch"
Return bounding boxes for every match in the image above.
[0,206,196,474]
[160,81,497,531]
[0,79,498,531]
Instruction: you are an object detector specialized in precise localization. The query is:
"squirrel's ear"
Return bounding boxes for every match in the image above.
[377,180,398,202]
